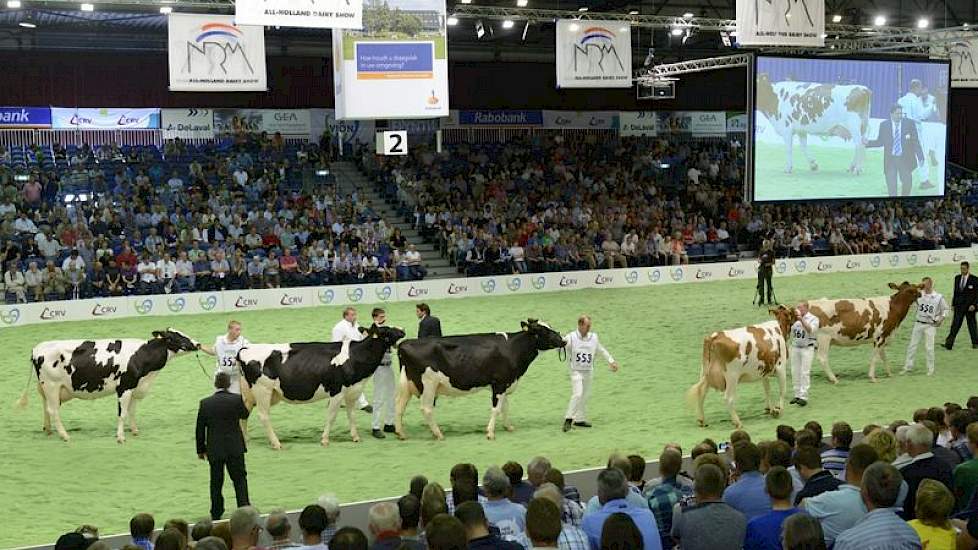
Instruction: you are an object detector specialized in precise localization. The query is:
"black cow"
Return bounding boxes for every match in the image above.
[18,329,201,443]
[394,318,565,441]
[235,324,406,449]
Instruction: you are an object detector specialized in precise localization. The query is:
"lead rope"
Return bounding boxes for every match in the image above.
[558,347,567,363]
[194,351,211,381]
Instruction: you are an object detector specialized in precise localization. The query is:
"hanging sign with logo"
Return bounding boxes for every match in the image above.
[736,0,824,46]
[235,0,363,30]
[555,19,632,88]
[167,14,267,92]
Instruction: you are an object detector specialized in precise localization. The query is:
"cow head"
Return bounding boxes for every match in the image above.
[888,281,924,310]
[521,319,565,350]
[362,323,407,347]
[152,328,201,354]
[769,305,798,336]
[756,73,778,117]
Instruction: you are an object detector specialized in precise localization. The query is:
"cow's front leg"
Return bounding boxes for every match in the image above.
[797,133,817,171]
[486,392,502,441]
[722,373,743,429]
[322,395,344,447]
[116,391,134,444]
[128,398,140,436]
[762,377,773,415]
[419,385,444,441]
[344,390,362,443]
[816,335,838,384]
[253,391,281,450]
[773,365,787,417]
[501,392,515,432]
[783,132,795,173]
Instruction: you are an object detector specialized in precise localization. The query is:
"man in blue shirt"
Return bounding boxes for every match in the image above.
[582,468,663,550]
[480,466,530,547]
[724,441,772,521]
[455,502,522,550]
[834,463,922,550]
[821,421,853,481]
[802,444,879,547]
[744,467,802,550]
[645,449,692,549]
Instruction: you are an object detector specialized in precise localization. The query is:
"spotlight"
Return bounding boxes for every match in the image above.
[670,27,683,36]
[80,2,94,10]
[628,9,638,14]
[447,15,458,25]
[460,0,471,4]
[516,0,527,6]
[917,18,929,28]
[578,6,587,11]
[475,19,484,38]
[18,20,35,27]
[682,12,693,18]
[160,6,172,13]
[502,19,514,28]
[832,14,842,22]
[7,0,22,7]
[873,15,886,26]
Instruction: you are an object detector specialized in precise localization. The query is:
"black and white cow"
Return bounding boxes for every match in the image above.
[394,319,566,441]
[235,324,405,450]
[18,329,201,443]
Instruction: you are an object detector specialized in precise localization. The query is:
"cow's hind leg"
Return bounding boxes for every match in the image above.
[116,391,134,444]
[762,377,773,414]
[419,383,444,441]
[43,383,69,441]
[253,391,282,450]
[486,389,506,441]
[783,131,795,173]
[394,370,415,440]
[798,133,818,171]
[816,335,839,384]
[868,343,890,382]
[128,397,141,436]
[321,396,344,447]
[344,390,362,443]
[38,383,51,434]
[722,372,743,429]
[501,391,515,432]
[773,365,787,417]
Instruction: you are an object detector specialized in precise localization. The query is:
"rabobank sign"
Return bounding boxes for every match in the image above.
[0,107,52,128]
[458,110,543,126]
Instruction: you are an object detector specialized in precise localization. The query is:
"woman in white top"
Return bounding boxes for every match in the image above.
[201,320,250,394]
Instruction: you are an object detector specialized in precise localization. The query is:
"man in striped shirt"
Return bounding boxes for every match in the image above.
[833,463,922,550]
[822,422,854,481]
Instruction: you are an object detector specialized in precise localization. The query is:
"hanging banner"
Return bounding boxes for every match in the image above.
[235,0,363,30]
[0,107,52,128]
[931,32,978,88]
[332,0,449,120]
[690,111,727,136]
[213,109,311,136]
[555,19,632,88]
[619,111,657,136]
[542,110,618,129]
[736,0,824,46]
[167,14,267,92]
[457,110,543,126]
[388,118,441,134]
[726,112,748,133]
[161,108,215,139]
[51,108,160,129]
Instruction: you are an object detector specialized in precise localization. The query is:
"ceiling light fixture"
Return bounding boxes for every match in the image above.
[502,19,514,28]
[516,0,527,6]
[578,6,587,11]
[160,6,172,13]
[447,15,458,25]
[670,27,683,36]
[19,20,35,27]
[628,9,638,14]
[873,15,886,26]
[568,22,580,31]
[917,17,929,28]
[80,2,94,11]
[682,12,693,18]
[832,14,842,22]
[8,0,22,8]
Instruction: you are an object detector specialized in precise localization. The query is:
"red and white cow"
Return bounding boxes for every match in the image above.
[809,281,923,383]
[757,74,872,174]
[688,306,797,429]
[18,329,201,443]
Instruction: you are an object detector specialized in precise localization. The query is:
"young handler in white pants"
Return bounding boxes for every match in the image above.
[200,319,250,394]
[562,314,619,432]
[903,276,948,375]
[369,307,397,438]
[790,301,820,407]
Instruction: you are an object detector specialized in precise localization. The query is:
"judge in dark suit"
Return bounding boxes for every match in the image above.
[864,104,924,198]
[943,261,978,350]
[196,371,251,520]
[416,303,442,338]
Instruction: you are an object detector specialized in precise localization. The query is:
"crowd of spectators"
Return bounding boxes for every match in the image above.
[0,136,428,304]
[49,397,978,550]
[360,134,978,275]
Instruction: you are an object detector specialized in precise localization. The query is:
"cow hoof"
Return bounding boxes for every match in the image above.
[131,430,139,437]
[272,442,283,450]
[784,168,793,174]
[117,438,125,445]
[505,425,515,432]
[810,163,818,171]
[771,408,782,418]
[829,377,839,384]
[697,420,707,428]
[320,441,329,448]
[486,433,495,441]
[869,377,878,384]
[434,434,445,442]
[352,437,361,443]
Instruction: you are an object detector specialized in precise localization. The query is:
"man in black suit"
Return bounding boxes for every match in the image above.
[943,261,978,350]
[864,104,924,198]
[196,372,251,520]
[416,303,442,338]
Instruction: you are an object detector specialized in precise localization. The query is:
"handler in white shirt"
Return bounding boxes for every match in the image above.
[790,301,820,407]
[898,80,938,187]
[903,276,948,376]
[561,314,619,432]
[200,320,250,394]
[331,307,372,412]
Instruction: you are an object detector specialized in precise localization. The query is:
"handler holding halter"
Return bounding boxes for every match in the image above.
[562,314,619,432]
[200,320,250,394]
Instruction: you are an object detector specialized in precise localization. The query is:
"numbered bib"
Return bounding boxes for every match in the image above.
[918,303,935,314]
[574,352,594,368]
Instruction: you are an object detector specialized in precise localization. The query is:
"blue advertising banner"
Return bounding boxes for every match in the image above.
[458,110,544,126]
[356,43,434,75]
[0,107,52,128]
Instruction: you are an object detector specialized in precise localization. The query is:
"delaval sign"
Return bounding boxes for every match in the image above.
[0,107,52,128]
[458,110,543,126]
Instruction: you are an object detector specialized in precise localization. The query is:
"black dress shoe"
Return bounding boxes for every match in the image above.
[573,421,593,428]
[941,343,952,351]
[372,429,386,439]
[361,405,374,413]
[383,424,396,433]
[789,397,800,405]
[562,419,572,432]
[796,399,808,407]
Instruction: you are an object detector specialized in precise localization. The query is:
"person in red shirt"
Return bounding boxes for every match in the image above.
[116,244,138,270]
[279,248,299,286]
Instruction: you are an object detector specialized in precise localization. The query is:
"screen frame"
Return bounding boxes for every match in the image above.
[749,53,952,204]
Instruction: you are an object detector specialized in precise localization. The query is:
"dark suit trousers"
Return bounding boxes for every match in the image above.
[884,158,914,197]
[209,454,250,519]
[946,305,978,348]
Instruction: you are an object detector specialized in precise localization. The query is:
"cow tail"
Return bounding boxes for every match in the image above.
[16,354,38,409]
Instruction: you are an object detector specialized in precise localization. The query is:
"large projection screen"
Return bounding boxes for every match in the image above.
[752,56,949,201]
